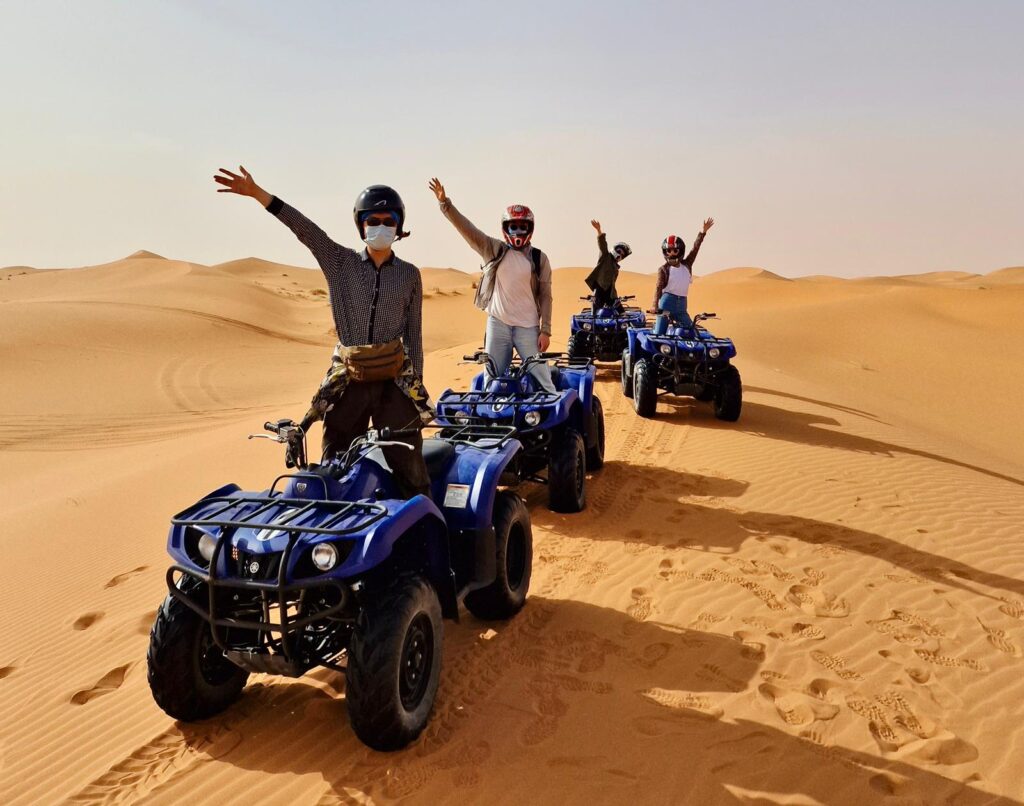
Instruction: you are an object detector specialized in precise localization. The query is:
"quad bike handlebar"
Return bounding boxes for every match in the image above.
[251,419,308,470]
[579,294,635,302]
[692,312,718,327]
[250,418,421,473]
[460,349,563,380]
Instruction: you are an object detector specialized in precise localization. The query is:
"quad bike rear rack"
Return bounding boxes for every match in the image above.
[429,422,519,447]
[437,389,563,410]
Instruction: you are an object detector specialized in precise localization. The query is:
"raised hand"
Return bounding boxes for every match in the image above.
[428,177,448,204]
[702,217,715,233]
[214,166,271,206]
[591,219,602,234]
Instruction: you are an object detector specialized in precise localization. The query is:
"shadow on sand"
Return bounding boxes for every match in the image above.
[663,393,1023,488]
[530,462,1024,600]
[166,593,1016,804]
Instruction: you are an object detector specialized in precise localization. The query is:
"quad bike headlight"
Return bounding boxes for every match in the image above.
[582,322,592,331]
[198,533,217,563]
[453,413,470,425]
[523,410,541,427]
[311,543,339,572]
[660,344,673,355]
[708,347,721,359]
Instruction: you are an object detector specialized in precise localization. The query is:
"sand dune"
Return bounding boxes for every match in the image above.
[1,255,1022,804]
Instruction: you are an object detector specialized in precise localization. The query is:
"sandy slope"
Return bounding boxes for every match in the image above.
[1,256,1022,805]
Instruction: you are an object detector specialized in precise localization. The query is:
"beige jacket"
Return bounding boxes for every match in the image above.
[439,198,553,335]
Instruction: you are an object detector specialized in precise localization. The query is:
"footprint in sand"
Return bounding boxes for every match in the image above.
[891,609,945,637]
[786,585,850,618]
[811,650,863,680]
[637,688,724,719]
[867,617,925,646]
[849,691,978,764]
[0,665,15,681]
[767,622,826,642]
[846,696,902,750]
[998,598,1024,620]
[732,631,767,661]
[759,682,841,726]
[753,535,790,556]
[72,612,104,631]
[70,663,133,705]
[977,619,1021,657]
[690,612,728,631]
[520,676,569,747]
[799,567,826,587]
[626,587,653,624]
[806,677,844,702]
[913,648,986,672]
[874,691,938,739]
[104,566,149,589]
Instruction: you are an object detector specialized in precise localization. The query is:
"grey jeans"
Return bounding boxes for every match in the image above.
[484,316,556,393]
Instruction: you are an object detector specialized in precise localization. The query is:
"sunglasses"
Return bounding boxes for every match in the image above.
[664,248,681,255]
[507,223,531,234]
[364,215,396,227]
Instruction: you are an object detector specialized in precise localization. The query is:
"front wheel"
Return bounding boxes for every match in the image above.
[633,358,658,418]
[548,427,586,513]
[465,492,533,620]
[585,395,606,469]
[713,366,743,422]
[621,349,634,398]
[567,332,591,361]
[147,590,249,722]
[346,574,443,751]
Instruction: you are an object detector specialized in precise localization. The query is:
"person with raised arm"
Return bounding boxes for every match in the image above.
[214,166,431,497]
[428,177,556,393]
[650,217,715,328]
[587,219,631,311]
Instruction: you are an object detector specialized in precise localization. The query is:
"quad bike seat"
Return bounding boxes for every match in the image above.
[422,438,456,478]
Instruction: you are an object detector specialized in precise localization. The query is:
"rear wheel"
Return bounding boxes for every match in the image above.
[621,349,634,398]
[548,427,586,512]
[147,589,249,722]
[713,366,742,422]
[567,332,591,360]
[346,574,443,751]
[465,492,533,620]
[633,358,658,418]
[585,396,606,469]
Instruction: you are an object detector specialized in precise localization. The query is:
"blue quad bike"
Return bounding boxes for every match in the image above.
[567,294,647,363]
[435,351,604,513]
[147,418,533,751]
[621,312,742,421]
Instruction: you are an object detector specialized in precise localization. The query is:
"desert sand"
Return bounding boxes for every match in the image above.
[1,253,1023,805]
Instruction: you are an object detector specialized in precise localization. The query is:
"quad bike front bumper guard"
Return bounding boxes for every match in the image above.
[167,493,388,674]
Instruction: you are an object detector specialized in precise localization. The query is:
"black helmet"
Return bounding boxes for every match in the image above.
[612,241,632,260]
[353,185,408,239]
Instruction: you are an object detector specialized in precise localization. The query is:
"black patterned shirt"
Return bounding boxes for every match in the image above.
[267,197,424,377]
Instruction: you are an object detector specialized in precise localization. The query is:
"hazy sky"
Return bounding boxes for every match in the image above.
[2,0,1022,277]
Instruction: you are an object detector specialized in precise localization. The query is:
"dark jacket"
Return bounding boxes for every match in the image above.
[585,233,619,297]
[653,230,705,308]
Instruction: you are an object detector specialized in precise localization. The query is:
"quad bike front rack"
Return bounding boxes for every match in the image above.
[167,493,389,674]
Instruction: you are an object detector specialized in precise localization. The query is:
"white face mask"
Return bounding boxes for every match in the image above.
[364,224,397,251]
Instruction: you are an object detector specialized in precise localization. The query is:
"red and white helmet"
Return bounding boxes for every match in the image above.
[662,234,686,258]
[501,204,535,248]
